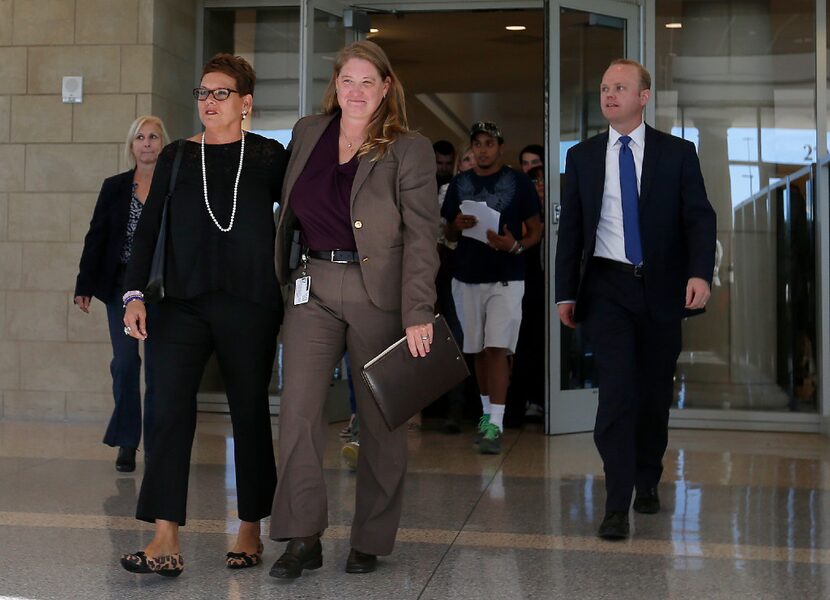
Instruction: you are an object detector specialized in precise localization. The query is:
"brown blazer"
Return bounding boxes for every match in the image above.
[275,113,439,329]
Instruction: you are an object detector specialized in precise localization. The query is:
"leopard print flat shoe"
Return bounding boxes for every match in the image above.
[121,551,184,577]
[121,551,152,574]
[226,541,264,569]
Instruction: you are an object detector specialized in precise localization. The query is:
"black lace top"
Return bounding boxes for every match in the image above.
[119,183,143,264]
[124,132,289,309]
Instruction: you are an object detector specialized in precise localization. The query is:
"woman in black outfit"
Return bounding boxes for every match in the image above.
[74,115,169,473]
[119,54,288,577]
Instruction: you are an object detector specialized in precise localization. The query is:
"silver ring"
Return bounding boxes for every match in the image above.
[420,335,429,341]
[123,326,131,335]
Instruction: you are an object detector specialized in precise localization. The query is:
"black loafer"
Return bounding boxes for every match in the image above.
[269,538,322,579]
[598,511,629,540]
[633,487,660,514]
[116,447,136,473]
[345,548,377,574]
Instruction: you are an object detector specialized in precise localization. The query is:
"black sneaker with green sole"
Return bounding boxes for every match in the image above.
[478,423,502,455]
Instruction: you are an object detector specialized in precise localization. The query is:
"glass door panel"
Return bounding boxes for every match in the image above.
[200,6,303,414]
[548,1,639,434]
[203,6,302,148]
[557,7,626,394]
[310,8,347,115]
[656,0,819,416]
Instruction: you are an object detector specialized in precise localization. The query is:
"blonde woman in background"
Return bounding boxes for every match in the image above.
[74,115,169,473]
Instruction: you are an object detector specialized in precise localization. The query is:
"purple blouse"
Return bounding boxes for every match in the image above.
[290,118,359,251]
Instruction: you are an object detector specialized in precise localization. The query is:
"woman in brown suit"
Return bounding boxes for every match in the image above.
[268,40,438,578]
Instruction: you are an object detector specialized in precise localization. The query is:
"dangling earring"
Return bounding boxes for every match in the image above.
[242,110,248,120]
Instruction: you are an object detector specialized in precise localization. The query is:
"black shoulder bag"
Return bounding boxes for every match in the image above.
[144,139,185,303]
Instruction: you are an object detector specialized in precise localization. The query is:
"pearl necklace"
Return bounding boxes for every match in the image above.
[201,130,244,233]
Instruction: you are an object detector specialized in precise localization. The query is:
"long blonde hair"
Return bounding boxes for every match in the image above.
[124,115,170,169]
[321,41,408,160]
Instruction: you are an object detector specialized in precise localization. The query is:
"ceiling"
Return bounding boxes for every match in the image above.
[366,9,545,161]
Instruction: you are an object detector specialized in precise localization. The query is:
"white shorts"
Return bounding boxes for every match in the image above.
[452,278,525,354]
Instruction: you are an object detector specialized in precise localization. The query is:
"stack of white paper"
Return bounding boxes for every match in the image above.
[459,200,501,245]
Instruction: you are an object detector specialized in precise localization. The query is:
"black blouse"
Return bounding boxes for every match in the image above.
[124,132,289,310]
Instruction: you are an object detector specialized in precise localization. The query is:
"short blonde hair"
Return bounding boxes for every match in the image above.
[321,41,408,160]
[456,145,473,172]
[124,115,170,169]
[608,58,652,91]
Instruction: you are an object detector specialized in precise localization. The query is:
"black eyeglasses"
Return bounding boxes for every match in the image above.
[193,87,239,101]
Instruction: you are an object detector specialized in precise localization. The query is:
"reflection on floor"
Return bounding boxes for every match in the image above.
[673,379,812,412]
[1,416,829,599]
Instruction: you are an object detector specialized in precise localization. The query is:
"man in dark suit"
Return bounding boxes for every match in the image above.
[555,59,716,540]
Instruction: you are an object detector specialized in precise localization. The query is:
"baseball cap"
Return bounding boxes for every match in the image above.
[469,121,503,142]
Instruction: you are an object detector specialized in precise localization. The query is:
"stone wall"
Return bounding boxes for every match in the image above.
[0,0,197,421]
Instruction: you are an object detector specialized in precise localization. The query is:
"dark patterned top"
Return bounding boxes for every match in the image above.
[441,166,539,283]
[119,183,143,264]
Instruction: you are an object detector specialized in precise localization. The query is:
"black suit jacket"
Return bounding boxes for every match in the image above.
[74,170,135,302]
[554,124,716,323]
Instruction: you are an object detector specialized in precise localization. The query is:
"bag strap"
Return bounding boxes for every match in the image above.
[166,139,186,200]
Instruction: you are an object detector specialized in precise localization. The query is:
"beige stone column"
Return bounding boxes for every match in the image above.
[0,0,198,421]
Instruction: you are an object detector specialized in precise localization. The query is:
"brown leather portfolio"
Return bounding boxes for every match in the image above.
[361,314,469,431]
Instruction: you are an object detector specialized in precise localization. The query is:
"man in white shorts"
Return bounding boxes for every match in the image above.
[442,121,543,454]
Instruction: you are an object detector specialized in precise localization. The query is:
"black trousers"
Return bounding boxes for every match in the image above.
[582,262,681,512]
[136,291,281,525]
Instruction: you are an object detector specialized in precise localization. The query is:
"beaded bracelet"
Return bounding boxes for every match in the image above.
[123,296,144,308]
[122,290,145,308]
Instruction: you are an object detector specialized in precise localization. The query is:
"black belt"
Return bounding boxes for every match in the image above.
[307,249,361,264]
[592,256,643,278]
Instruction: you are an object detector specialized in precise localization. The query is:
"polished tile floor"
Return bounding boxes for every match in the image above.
[1,416,829,599]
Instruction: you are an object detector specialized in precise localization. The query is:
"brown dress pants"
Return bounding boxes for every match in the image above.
[269,258,407,556]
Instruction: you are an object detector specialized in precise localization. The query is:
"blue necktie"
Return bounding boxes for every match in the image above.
[618,135,643,266]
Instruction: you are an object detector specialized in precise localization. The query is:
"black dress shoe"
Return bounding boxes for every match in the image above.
[269,538,322,579]
[116,447,136,473]
[633,487,660,514]
[345,548,377,574]
[598,511,629,540]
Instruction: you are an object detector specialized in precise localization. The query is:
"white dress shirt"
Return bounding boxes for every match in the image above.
[593,121,646,265]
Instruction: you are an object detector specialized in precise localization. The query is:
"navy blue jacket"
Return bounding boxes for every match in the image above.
[554,124,716,323]
[74,170,135,302]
